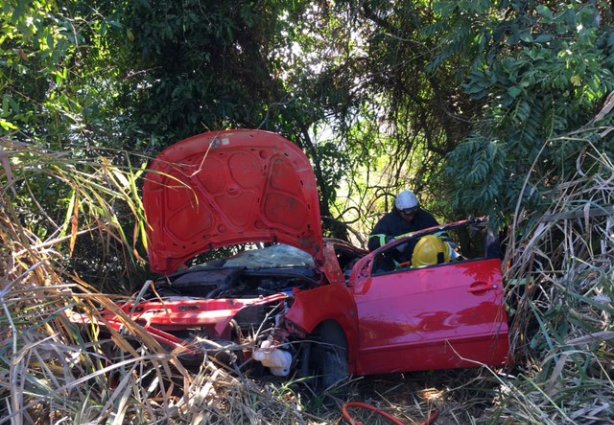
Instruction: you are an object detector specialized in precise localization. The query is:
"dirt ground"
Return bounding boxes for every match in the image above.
[310,368,508,424]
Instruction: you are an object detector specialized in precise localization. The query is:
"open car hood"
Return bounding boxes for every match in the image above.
[143,130,325,274]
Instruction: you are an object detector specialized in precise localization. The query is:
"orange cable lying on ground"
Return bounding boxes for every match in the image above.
[341,402,439,425]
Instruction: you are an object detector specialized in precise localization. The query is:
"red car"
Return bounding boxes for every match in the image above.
[82,129,510,389]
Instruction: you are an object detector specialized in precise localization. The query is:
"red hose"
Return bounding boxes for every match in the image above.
[341,402,439,425]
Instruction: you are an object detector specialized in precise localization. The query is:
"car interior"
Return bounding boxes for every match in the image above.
[372,222,502,276]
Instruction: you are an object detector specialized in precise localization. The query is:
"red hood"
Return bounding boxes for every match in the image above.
[143,130,324,274]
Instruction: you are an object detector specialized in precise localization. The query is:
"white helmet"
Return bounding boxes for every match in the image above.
[395,190,419,212]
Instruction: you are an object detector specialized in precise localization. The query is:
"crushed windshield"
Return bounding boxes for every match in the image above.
[220,244,314,269]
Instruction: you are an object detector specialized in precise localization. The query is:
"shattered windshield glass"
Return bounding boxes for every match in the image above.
[222,244,314,269]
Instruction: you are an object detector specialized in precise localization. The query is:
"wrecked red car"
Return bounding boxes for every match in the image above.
[79,129,510,388]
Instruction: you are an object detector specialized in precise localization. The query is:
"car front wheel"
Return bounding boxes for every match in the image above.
[303,321,349,391]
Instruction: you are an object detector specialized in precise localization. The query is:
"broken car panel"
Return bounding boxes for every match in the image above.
[74,129,511,387]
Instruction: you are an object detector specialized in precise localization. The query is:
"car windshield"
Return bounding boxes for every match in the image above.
[212,244,314,269]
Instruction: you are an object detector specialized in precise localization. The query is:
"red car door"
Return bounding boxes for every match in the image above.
[352,254,510,376]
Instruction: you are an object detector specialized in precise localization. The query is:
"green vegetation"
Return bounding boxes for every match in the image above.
[1,0,612,423]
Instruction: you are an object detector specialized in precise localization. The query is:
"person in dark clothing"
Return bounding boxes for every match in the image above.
[368,190,438,252]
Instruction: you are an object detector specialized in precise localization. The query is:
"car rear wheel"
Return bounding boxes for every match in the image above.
[304,321,349,391]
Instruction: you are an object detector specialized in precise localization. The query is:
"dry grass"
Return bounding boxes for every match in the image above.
[0,141,317,424]
[1,112,613,424]
[497,125,614,423]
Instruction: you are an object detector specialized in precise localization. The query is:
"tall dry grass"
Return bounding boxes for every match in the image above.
[0,141,315,424]
[495,108,614,423]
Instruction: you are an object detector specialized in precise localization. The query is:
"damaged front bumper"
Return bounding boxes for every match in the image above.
[69,291,303,373]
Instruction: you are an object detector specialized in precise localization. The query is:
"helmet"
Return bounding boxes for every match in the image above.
[395,190,419,213]
[412,235,451,267]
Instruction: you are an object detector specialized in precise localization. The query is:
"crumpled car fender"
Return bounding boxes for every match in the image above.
[283,283,359,372]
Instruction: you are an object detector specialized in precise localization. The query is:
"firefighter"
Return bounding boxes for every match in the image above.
[368,190,438,252]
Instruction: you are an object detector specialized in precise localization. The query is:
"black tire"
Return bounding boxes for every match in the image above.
[306,321,349,391]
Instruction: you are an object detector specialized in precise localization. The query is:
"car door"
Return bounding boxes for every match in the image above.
[351,234,510,376]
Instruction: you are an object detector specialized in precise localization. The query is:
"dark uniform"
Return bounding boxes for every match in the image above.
[368,209,439,251]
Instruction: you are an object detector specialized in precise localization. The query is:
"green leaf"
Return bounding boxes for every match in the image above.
[519,31,533,43]
[0,118,18,131]
[536,5,554,21]
[1,95,10,117]
[507,86,522,99]
[534,34,553,43]
[60,190,77,238]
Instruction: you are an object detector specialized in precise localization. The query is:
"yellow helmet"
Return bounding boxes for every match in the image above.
[412,235,451,267]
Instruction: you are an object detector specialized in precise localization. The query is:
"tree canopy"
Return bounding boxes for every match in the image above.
[2,0,613,269]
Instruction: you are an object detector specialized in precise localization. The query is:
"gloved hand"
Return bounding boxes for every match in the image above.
[394,231,416,240]
[381,235,407,252]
